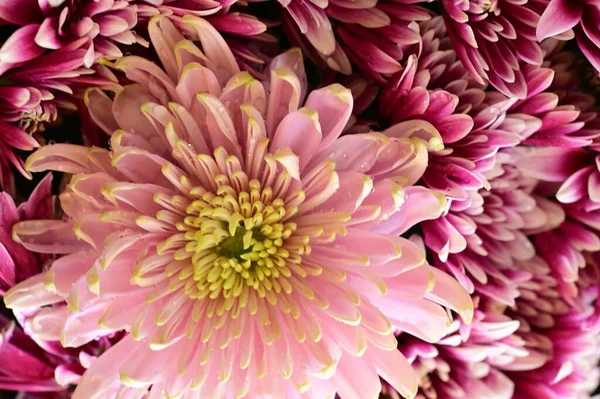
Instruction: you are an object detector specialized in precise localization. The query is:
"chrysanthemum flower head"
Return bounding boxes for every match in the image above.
[0,0,144,69]
[368,18,525,281]
[278,0,429,81]
[0,31,118,190]
[4,16,473,399]
[0,0,266,71]
[508,254,600,399]
[440,0,545,98]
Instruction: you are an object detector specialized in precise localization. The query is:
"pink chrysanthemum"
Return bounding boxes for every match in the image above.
[506,42,600,148]
[4,16,473,399]
[440,0,545,98]
[279,0,429,80]
[442,151,563,304]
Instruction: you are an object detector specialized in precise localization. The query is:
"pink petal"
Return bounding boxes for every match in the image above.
[0,120,40,151]
[271,108,322,170]
[148,16,185,82]
[556,166,594,203]
[375,186,446,235]
[85,88,119,135]
[304,84,353,150]
[26,144,103,175]
[425,266,474,323]
[4,272,63,309]
[266,66,302,135]
[0,243,16,295]
[366,346,418,399]
[0,24,45,64]
[96,15,130,36]
[12,220,91,254]
[35,17,62,49]
[537,0,583,41]
[330,355,381,399]
[181,15,239,86]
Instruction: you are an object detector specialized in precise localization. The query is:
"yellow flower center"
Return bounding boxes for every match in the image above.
[177,178,309,301]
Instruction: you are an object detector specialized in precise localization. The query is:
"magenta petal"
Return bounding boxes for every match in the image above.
[0,242,16,294]
[537,0,583,41]
[556,167,593,203]
[17,173,53,221]
[0,87,31,107]
[0,24,45,64]
[35,17,62,50]
[0,120,40,151]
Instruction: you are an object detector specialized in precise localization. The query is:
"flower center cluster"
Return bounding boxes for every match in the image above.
[177,179,307,301]
[470,0,497,14]
[19,104,58,134]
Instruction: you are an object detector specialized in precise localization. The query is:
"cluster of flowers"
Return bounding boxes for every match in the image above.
[1,0,600,398]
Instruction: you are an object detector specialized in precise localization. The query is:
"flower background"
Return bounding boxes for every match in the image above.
[1,0,600,398]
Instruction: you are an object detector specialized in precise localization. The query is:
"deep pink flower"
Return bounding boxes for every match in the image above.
[0,36,116,191]
[440,0,545,98]
[508,255,600,398]
[279,0,429,81]
[507,66,600,148]
[4,16,472,399]
[439,150,565,304]
[0,0,266,71]
[0,0,143,70]
[511,43,600,298]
